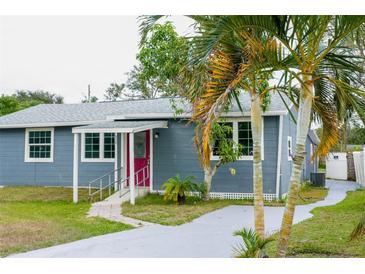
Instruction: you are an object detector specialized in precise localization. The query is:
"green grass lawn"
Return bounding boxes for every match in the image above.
[0,186,133,257]
[266,189,365,257]
[122,186,328,226]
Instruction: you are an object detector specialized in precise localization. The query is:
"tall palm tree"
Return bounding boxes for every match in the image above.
[225,15,365,257]
[140,16,276,237]
[140,16,365,255]
[189,22,283,237]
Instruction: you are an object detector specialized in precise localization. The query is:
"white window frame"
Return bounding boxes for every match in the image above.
[24,127,54,163]
[81,132,115,162]
[211,118,264,161]
[287,136,293,161]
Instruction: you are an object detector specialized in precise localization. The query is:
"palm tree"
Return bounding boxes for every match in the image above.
[230,15,365,257]
[140,16,365,255]
[233,228,274,258]
[188,22,283,237]
[140,16,275,237]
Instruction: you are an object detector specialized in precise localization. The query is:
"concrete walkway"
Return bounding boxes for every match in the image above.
[10,180,358,258]
[88,190,154,227]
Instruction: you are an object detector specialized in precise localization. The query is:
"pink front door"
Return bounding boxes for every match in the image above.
[127,130,150,186]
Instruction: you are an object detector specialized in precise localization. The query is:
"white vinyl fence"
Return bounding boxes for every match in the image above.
[353,148,365,187]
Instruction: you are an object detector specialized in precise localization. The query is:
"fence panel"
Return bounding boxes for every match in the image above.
[353,148,365,187]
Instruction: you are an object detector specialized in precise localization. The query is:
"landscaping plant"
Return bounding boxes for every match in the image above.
[350,214,365,241]
[233,228,274,258]
[162,174,203,205]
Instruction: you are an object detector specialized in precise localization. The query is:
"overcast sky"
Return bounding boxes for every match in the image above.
[0,16,194,103]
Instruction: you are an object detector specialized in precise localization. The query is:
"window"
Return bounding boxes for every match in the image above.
[25,128,54,162]
[211,119,262,161]
[104,133,115,159]
[82,133,115,162]
[85,133,100,159]
[238,121,253,156]
[134,131,146,158]
[287,136,293,161]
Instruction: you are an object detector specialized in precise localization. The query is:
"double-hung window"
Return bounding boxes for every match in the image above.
[237,121,253,157]
[25,128,54,162]
[82,132,115,162]
[211,119,263,161]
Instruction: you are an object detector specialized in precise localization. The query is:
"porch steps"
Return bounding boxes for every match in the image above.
[87,188,154,227]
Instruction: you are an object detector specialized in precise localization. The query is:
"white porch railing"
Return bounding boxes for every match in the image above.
[353,148,365,187]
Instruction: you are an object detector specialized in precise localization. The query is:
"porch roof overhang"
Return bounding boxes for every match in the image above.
[72,120,168,134]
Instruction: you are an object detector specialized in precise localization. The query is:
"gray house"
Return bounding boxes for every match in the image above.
[0,93,319,203]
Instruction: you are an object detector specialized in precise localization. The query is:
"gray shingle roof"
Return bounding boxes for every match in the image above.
[0,92,290,128]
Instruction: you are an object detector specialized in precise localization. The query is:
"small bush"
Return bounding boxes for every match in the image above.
[162,174,202,205]
[233,228,274,258]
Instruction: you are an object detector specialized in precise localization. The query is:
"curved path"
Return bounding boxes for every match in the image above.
[10,180,358,258]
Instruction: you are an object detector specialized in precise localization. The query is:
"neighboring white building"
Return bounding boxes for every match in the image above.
[326,152,348,180]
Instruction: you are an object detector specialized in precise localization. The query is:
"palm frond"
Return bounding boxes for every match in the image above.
[350,214,365,241]
[233,228,274,258]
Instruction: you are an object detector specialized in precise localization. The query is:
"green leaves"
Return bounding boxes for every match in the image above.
[233,228,274,258]
[211,122,243,164]
[350,214,365,241]
[128,22,190,98]
[0,90,63,116]
[161,174,204,205]
[104,83,125,101]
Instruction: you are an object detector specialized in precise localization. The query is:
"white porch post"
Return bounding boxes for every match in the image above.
[120,133,126,186]
[150,129,153,193]
[114,133,119,190]
[129,132,135,205]
[73,133,79,203]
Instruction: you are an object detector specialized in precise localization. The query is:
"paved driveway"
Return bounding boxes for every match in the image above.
[11,180,358,258]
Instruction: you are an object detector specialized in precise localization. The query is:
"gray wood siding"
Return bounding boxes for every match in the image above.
[1,118,284,194]
[153,117,279,194]
[279,111,317,197]
[0,127,114,186]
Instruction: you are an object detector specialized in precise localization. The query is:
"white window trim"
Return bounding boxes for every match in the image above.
[81,132,115,162]
[287,136,293,161]
[24,127,54,163]
[211,118,264,161]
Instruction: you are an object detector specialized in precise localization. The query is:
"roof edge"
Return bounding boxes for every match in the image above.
[0,120,106,129]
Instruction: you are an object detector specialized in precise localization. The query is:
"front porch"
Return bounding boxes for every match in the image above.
[71,120,168,204]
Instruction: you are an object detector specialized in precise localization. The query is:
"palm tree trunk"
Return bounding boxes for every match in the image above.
[204,168,213,200]
[251,94,265,238]
[203,161,221,200]
[276,76,313,257]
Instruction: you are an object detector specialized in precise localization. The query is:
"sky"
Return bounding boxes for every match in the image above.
[0,16,194,103]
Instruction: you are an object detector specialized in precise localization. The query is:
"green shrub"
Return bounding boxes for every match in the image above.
[233,228,274,258]
[162,174,201,205]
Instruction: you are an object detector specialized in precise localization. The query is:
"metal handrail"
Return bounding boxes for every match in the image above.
[88,164,149,201]
[88,165,124,187]
[136,165,149,193]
